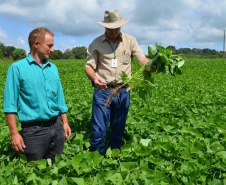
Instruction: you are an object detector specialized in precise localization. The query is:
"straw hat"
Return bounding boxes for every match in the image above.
[97,10,129,29]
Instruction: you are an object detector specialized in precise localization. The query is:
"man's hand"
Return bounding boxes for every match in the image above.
[150,64,157,72]
[139,57,157,73]
[6,113,25,153]
[85,67,107,89]
[144,64,157,73]
[63,122,71,140]
[11,133,26,153]
[94,77,107,89]
[60,113,71,140]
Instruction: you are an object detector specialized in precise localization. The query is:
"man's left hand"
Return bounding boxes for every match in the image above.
[150,64,157,73]
[144,64,157,73]
[63,122,71,140]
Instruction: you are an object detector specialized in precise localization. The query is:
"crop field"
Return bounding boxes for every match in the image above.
[0,58,226,184]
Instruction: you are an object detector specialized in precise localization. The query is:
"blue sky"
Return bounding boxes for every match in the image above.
[0,0,226,55]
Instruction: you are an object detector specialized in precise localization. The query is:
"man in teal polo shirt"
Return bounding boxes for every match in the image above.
[3,27,71,163]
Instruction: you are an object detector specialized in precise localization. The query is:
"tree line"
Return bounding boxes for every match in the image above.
[0,42,224,61]
[0,42,87,60]
[167,46,224,59]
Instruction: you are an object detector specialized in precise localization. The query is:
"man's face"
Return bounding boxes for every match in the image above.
[105,27,121,41]
[37,33,54,60]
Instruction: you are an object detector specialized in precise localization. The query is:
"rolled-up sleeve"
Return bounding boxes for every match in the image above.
[131,37,145,61]
[85,42,98,70]
[3,64,20,113]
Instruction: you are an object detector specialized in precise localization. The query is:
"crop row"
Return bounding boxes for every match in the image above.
[0,58,225,184]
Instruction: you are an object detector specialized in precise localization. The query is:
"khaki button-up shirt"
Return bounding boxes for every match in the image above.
[85,32,145,84]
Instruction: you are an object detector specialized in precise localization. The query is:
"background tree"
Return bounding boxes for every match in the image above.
[176,48,192,54]
[166,46,176,54]
[63,49,74,59]
[0,49,4,59]
[4,46,16,58]
[72,46,87,59]
[50,49,63,60]
[202,48,211,55]
[191,48,203,55]
[210,49,217,55]
[12,48,26,60]
[0,42,5,56]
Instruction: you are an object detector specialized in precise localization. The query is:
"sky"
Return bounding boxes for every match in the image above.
[0,0,226,55]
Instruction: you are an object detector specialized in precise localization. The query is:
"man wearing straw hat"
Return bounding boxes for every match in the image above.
[85,10,156,155]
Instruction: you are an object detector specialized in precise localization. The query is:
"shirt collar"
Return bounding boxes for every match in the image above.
[102,32,123,43]
[27,53,51,67]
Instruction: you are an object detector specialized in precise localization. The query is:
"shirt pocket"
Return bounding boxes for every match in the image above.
[48,79,59,100]
[121,53,131,64]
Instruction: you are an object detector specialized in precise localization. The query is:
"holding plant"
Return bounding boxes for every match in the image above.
[105,43,185,106]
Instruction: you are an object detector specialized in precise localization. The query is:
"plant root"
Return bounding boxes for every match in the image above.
[103,84,125,108]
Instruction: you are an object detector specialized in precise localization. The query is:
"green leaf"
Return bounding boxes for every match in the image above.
[52,180,58,185]
[13,175,18,185]
[216,151,226,159]
[105,147,112,158]
[140,139,151,146]
[155,43,166,53]
[120,162,137,171]
[148,45,156,58]
[58,176,68,185]
[71,178,85,185]
[50,167,59,174]
[54,154,62,164]
[121,71,129,82]
[145,55,158,71]
[178,60,185,69]
[84,141,91,149]
[137,87,146,100]
[166,47,172,57]
[47,158,52,167]
[26,173,37,183]
[105,172,123,183]
[160,55,169,64]
[27,159,47,170]
[171,175,180,185]
[19,154,27,164]
[55,160,67,169]
[112,149,120,158]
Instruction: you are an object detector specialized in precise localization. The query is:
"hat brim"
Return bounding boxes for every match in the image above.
[97,18,129,29]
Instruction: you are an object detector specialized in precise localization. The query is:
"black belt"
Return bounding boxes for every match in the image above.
[21,115,59,128]
[107,84,127,88]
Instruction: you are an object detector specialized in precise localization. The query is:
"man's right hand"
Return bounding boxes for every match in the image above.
[94,77,107,89]
[11,133,26,153]
[85,67,108,89]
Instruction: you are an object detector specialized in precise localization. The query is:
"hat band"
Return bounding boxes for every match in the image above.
[104,18,121,23]
[109,19,117,22]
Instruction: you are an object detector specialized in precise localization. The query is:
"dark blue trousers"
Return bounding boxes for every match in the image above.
[21,115,65,163]
[91,87,130,155]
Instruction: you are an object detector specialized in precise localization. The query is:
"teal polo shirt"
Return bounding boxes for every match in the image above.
[3,54,68,122]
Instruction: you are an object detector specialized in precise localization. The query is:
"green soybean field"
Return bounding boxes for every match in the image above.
[0,58,226,185]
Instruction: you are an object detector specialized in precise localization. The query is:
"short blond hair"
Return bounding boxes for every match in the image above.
[28,27,54,49]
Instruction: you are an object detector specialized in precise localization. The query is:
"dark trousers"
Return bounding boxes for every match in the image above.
[21,115,65,163]
[91,87,130,155]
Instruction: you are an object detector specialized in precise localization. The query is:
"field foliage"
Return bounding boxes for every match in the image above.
[0,58,226,184]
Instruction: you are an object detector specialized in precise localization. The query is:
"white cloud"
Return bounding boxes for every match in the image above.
[0,0,226,52]
[0,26,29,53]
[0,26,8,43]
[58,39,77,53]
